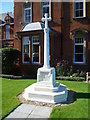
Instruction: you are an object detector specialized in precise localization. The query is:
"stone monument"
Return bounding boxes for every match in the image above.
[23,13,68,103]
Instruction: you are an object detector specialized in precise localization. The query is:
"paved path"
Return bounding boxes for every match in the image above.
[5,104,52,119]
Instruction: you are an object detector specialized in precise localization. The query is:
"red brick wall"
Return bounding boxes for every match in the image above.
[61,2,90,71]
[32,2,41,22]
[14,1,90,74]
[14,2,62,33]
[14,2,62,72]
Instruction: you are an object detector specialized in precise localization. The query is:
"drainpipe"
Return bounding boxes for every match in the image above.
[61,0,63,60]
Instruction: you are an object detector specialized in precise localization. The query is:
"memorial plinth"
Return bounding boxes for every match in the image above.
[23,13,68,104]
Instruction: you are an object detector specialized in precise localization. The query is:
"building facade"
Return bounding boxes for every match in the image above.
[14,1,90,75]
[0,12,14,48]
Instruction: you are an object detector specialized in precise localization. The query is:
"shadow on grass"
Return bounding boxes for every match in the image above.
[63,90,90,105]
[75,92,90,99]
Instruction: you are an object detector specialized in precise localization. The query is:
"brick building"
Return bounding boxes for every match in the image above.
[0,12,14,48]
[14,1,90,75]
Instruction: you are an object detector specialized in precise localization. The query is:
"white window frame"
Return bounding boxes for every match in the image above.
[6,24,10,39]
[24,4,31,23]
[32,36,39,64]
[22,36,29,64]
[42,1,50,17]
[74,0,86,18]
[74,37,85,64]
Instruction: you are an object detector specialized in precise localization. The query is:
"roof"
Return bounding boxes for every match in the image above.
[0,19,5,24]
[0,12,14,26]
[0,12,14,22]
[21,22,45,32]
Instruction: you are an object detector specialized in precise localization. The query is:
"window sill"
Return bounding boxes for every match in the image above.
[22,62,29,64]
[32,62,39,65]
[73,62,86,65]
[72,17,86,20]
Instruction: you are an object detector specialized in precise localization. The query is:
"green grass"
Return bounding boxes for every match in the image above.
[50,80,89,118]
[1,78,90,119]
[2,78,36,119]
[0,78,2,120]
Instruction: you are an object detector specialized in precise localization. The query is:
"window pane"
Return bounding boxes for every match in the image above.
[28,15,30,22]
[25,16,27,22]
[43,2,49,6]
[43,8,45,16]
[24,45,29,53]
[80,10,83,16]
[6,25,10,29]
[75,45,83,53]
[33,45,39,62]
[43,7,49,16]
[42,2,49,17]
[29,10,30,15]
[33,45,39,53]
[45,7,49,14]
[24,53,29,62]
[24,4,31,9]
[75,3,79,10]
[25,10,27,16]
[75,54,83,62]
[6,25,10,39]
[76,10,79,17]
[32,37,39,63]
[33,57,39,62]
[80,2,83,9]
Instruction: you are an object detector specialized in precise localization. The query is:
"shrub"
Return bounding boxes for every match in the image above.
[56,60,69,76]
[72,73,79,77]
[78,71,85,77]
[56,60,85,78]
[0,47,20,75]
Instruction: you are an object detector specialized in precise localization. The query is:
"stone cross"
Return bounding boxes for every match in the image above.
[42,13,52,69]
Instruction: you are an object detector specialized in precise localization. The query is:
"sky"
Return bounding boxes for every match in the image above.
[0,0,14,14]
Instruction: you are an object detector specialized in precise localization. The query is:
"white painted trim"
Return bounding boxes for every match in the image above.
[83,0,86,17]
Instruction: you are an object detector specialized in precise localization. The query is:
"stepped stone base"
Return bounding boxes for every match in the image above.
[23,67,68,104]
[23,83,68,103]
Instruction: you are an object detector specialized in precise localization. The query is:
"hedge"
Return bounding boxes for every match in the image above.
[0,47,20,75]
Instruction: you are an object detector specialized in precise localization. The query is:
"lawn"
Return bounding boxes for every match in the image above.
[50,80,89,119]
[1,78,90,119]
[1,78,36,119]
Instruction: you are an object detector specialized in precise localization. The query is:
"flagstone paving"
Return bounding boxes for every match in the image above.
[5,104,52,119]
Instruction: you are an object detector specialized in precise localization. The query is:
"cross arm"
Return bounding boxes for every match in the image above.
[42,17,52,22]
